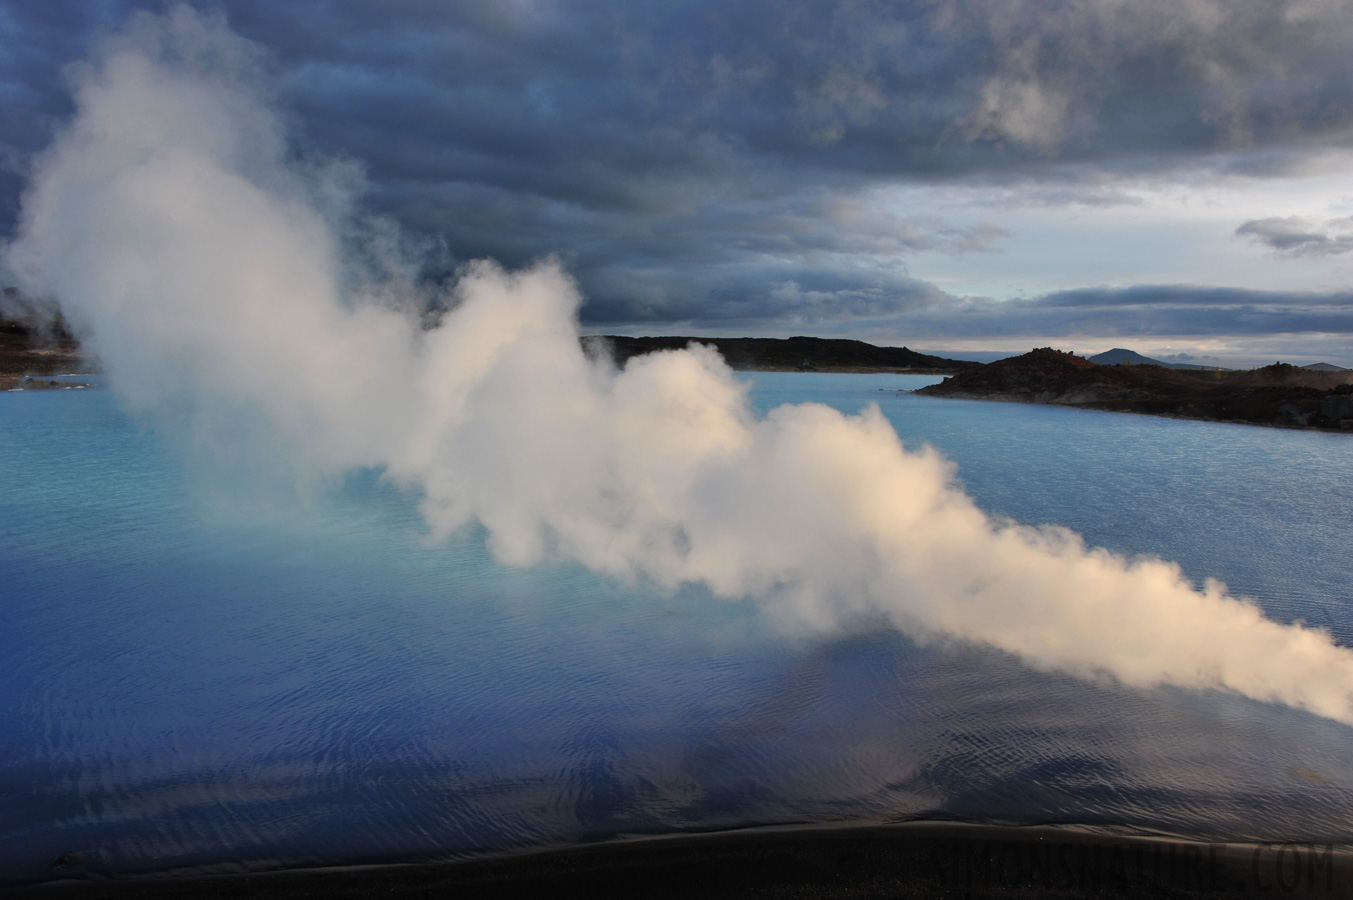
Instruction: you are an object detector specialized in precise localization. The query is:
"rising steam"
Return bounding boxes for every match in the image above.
[7,7,1353,725]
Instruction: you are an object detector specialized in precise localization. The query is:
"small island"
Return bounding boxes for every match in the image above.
[916,347,1353,432]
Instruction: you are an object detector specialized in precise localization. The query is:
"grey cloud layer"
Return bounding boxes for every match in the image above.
[1237,216,1353,257]
[875,285,1353,341]
[3,0,1352,335]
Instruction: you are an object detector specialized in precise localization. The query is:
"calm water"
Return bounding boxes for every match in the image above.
[2,374,1352,884]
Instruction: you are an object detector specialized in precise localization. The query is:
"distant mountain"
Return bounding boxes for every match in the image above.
[1087,348,1168,367]
[1086,348,1225,371]
[1303,362,1350,372]
[587,335,979,373]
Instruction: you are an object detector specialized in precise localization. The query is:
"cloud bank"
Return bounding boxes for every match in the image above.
[879,285,1353,344]
[2,1,1353,346]
[1237,216,1353,258]
[7,8,1353,727]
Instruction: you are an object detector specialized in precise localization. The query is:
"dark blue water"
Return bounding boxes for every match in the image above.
[2,375,1352,885]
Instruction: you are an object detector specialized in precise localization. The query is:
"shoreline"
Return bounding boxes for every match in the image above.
[2,375,95,391]
[0,323,84,391]
[12,820,1352,899]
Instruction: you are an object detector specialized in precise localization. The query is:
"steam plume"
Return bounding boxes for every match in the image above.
[7,7,1353,725]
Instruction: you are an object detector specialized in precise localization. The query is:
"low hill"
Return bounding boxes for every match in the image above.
[1087,348,1170,367]
[1087,347,1225,370]
[917,348,1353,431]
[588,335,979,373]
[1219,362,1353,391]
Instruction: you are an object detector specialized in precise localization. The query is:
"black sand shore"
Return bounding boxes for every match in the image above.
[11,822,1353,899]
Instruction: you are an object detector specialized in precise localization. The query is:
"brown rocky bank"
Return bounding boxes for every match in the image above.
[0,315,85,391]
[916,348,1353,432]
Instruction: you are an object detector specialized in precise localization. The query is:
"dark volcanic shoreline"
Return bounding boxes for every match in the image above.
[13,821,1353,899]
[0,318,85,391]
[588,335,978,373]
[917,348,1353,432]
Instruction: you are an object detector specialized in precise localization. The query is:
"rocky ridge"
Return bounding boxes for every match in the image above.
[916,348,1353,431]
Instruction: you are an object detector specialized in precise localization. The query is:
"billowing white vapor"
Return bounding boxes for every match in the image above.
[7,7,1353,725]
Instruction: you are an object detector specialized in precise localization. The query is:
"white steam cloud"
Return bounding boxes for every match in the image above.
[7,7,1353,725]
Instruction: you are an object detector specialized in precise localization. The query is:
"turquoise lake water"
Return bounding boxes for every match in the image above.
[2,373,1352,884]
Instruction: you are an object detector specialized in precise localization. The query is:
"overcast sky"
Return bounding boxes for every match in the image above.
[3,1,1352,365]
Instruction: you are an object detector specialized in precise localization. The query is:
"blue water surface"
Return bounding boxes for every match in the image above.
[2,374,1352,884]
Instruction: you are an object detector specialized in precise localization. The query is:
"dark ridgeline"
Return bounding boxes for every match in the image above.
[587,335,979,373]
[918,347,1353,432]
[8,302,1350,433]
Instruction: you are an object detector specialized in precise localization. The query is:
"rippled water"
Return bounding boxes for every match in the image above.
[2,374,1351,884]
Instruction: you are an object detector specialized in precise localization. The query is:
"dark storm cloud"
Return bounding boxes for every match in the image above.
[0,1,123,234]
[1236,216,1353,257]
[3,0,1353,331]
[582,261,950,326]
